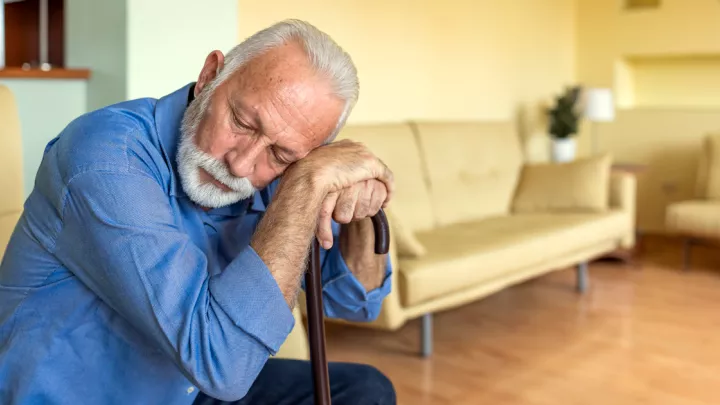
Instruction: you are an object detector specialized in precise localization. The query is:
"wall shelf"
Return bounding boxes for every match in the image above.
[615,53,720,109]
[0,67,90,79]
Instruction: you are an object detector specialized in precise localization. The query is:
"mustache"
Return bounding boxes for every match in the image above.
[197,153,247,191]
[178,141,250,192]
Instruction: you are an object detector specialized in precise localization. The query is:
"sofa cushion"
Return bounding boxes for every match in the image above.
[412,121,523,227]
[336,124,435,232]
[398,211,628,306]
[666,200,720,239]
[512,153,612,213]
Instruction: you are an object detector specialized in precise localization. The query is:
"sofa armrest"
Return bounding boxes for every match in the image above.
[609,172,637,248]
[610,172,636,213]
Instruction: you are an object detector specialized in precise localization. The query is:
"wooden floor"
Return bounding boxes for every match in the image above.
[325,236,720,404]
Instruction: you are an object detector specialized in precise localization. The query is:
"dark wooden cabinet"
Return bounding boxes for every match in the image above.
[3,0,65,68]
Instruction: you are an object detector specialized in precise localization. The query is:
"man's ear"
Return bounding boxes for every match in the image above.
[194,50,225,97]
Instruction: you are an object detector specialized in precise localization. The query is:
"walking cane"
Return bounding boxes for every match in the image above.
[305,209,390,405]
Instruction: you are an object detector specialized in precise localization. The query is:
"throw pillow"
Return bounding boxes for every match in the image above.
[511,152,613,213]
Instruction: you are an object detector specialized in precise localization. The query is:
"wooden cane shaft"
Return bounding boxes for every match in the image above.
[306,240,331,405]
[306,210,390,405]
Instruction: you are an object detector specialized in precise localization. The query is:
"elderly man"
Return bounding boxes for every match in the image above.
[0,20,396,405]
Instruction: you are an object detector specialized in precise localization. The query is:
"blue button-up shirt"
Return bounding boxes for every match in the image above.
[0,83,392,404]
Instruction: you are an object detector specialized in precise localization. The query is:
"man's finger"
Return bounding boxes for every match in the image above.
[333,185,360,224]
[376,162,394,207]
[369,181,387,215]
[317,191,339,249]
[355,180,373,219]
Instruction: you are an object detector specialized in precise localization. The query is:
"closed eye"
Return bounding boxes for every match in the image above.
[231,113,254,132]
[270,146,290,165]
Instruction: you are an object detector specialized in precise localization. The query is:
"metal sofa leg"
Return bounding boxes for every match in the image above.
[576,262,589,293]
[421,313,432,357]
[683,238,693,271]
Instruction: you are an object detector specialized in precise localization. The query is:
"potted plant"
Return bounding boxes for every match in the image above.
[547,85,584,162]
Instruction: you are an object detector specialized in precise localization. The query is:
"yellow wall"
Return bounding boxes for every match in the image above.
[238,0,576,133]
[239,0,720,232]
[577,0,720,232]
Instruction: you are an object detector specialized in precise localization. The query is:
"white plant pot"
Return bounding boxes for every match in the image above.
[551,138,576,163]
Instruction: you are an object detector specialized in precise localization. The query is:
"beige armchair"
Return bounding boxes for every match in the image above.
[0,85,24,261]
[666,132,720,270]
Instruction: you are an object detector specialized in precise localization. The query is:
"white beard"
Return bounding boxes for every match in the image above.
[176,88,257,208]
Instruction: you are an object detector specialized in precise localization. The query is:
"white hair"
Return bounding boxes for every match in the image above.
[209,19,359,143]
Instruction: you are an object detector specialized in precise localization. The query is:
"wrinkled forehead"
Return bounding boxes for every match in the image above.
[226,42,344,147]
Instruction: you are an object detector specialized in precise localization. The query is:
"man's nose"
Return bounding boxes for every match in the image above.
[225,141,264,178]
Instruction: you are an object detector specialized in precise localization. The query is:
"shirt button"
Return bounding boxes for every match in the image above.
[187,387,195,394]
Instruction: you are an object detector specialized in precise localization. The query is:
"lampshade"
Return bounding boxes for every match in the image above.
[584,88,615,122]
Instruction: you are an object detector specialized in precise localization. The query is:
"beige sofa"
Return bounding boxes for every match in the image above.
[666,132,720,270]
[0,85,23,261]
[316,121,637,356]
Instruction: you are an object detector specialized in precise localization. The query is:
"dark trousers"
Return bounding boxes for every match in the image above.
[193,358,396,405]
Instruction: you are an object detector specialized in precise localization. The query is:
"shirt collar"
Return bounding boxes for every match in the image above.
[154,83,268,215]
[251,190,268,212]
[155,82,194,199]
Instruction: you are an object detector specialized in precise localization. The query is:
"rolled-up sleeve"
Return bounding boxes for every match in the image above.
[318,221,392,322]
[54,169,293,401]
[209,246,295,351]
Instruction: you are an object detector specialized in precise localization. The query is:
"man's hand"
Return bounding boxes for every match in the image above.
[292,138,393,250]
[295,139,394,198]
[315,179,387,250]
[316,179,389,291]
[251,139,394,306]
[301,140,393,291]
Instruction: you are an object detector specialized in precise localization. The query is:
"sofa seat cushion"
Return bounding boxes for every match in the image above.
[666,200,720,239]
[398,211,628,306]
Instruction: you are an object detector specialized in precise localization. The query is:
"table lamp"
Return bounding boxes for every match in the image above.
[585,88,615,155]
